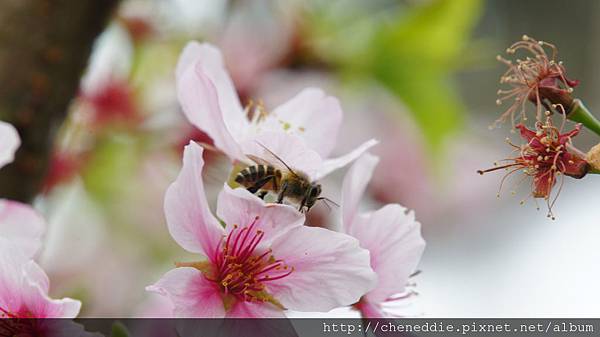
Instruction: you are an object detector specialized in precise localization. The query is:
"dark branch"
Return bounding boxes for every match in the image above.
[0,0,120,202]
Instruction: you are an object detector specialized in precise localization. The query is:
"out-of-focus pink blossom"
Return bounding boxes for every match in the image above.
[341,153,425,318]
[0,121,20,169]
[176,42,376,180]
[80,77,140,129]
[42,151,85,193]
[0,200,45,259]
[147,142,376,317]
[219,1,296,98]
[0,122,45,259]
[0,239,81,318]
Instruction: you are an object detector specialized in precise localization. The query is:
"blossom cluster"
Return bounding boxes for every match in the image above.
[0,121,82,320]
[147,42,426,318]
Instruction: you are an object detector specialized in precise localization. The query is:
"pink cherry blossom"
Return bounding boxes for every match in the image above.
[0,122,45,259]
[0,239,81,318]
[147,142,376,317]
[0,121,20,169]
[341,153,425,318]
[176,42,376,180]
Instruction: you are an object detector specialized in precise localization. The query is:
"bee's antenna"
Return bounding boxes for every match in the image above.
[317,197,340,208]
[255,141,299,177]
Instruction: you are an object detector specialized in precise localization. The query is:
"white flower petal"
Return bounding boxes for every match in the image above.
[316,139,378,180]
[266,88,343,158]
[241,131,323,179]
[340,153,379,231]
[0,121,20,169]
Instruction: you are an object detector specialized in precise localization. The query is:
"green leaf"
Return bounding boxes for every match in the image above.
[111,321,131,337]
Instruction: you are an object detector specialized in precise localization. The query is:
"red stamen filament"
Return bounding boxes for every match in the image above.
[209,216,293,302]
[0,307,36,337]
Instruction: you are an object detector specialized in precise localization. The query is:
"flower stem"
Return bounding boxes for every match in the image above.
[568,99,600,137]
[588,167,600,175]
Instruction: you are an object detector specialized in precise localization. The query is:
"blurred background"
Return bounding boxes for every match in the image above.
[1,0,600,317]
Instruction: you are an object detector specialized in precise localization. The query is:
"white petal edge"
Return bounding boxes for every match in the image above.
[0,121,20,169]
[241,131,323,179]
[340,153,379,232]
[315,139,378,180]
[267,88,343,158]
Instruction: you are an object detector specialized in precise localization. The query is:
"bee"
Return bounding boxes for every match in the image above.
[235,143,333,212]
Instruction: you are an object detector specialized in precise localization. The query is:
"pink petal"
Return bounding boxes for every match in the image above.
[226,301,285,318]
[267,226,377,312]
[0,121,20,169]
[357,299,385,318]
[0,199,46,258]
[349,205,425,304]
[340,153,379,231]
[216,185,305,244]
[20,280,81,318]
[176,42,247,161]
[146,267,225,318]
[0,241,80,318]
[164,142,224,257]
[0,239,26,311]
[266,88,343,158]
[316,139,378,180]
[23,260,50,293]
[241,131,323,179]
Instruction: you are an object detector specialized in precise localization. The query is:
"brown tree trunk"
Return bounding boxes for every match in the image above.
[0,0,120,202]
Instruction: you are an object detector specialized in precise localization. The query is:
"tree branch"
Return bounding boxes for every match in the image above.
[0,0,120,202]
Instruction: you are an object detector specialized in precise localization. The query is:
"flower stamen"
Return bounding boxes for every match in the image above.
[479,118,589,219]
[493,35,579,129]
[207,216,293,304]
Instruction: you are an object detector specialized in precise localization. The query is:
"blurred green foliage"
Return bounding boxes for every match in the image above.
[110,321,131,337]
[83,134,142,204]
[307,0,482,152]
[369,0,482,151]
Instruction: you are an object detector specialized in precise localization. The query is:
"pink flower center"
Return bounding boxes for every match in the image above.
[210,216,293,303]
[0,307,38,336]
[0,307,18,319]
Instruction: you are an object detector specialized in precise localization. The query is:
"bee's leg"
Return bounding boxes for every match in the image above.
[298,198,307,212]
[247,175,275,194]
[277,181,288,204]
[257,191,268,200]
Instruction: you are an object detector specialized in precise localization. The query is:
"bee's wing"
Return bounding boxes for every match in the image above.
[245,154,272,166]
[248,142,300,177]
[245,154,292,174]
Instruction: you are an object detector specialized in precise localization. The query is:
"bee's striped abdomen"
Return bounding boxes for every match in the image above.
[235,165,278,187]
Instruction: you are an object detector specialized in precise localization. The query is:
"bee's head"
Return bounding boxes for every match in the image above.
[305,183,322,210]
